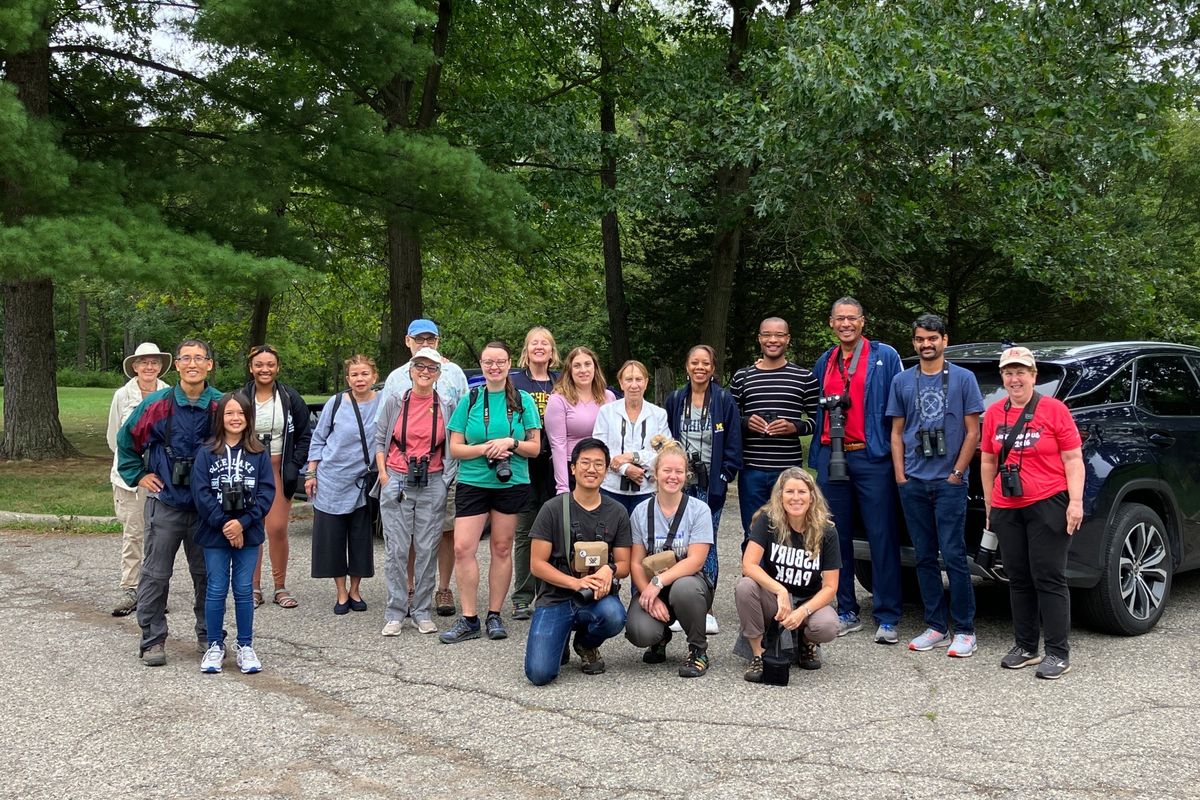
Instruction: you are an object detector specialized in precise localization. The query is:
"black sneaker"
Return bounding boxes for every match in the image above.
[744,655,764,683]
[485,613,508,640]
[797,639,822,671]
[678,646,709,678]
[1000,645,1043,670]
[573,639,606,675]
[643,629,671,664]
[1035,654,1071,680]
[438,617,481,644]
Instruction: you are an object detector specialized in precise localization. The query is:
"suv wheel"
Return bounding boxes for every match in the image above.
[1081,503,1173,636]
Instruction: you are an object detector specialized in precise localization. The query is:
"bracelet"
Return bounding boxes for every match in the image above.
[305,470,317,479]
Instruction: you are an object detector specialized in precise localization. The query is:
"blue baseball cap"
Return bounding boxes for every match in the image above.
[406,319,439,337]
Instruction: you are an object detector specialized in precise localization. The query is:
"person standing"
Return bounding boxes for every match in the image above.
[106,342,171,616]
[592,360,670,515]
[810,298,904,644]
[116,339,222,666]
[381,319,469,618]
[545,346,615,495]
[886,315,984,657]
[729,318,818,547]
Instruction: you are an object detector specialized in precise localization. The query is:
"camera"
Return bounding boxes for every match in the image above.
[976,527,999,570]
[407,455,429,488]
[1000,464,1023,498]
[620,474,641,492]
[487,457,513,483]
[258,433,273,448]
[818,394,851,483]
[171,457,194,487]
[919,428,947,459]
[688,451,709,490]
[220,479,246,514]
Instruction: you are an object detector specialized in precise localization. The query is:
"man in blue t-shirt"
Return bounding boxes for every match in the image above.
[886,314,985,657]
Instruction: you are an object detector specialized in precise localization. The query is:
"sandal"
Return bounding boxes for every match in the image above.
[252,589,264,609]
[273,588,299,609]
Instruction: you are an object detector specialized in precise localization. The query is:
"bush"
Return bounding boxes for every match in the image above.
[56,368,125,388]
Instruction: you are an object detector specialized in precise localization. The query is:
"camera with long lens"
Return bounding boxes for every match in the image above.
[257,433,273,448]
[976,527,999,570]
[407,455,430,488]
[919,428,947,459]
[818,394,851,483]
[688,451,709,490]
[220,479,246,513]
[487,457,513,483]
[171,457,194,487]
[1000,464,1023,498]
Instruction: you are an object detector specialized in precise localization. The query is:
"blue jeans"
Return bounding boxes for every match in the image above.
[737,468,781,543]
[686,484,724,592]
[815,449,902,626]
[203,545,259,647]
[524,594,626,686]
[898,477,975,634]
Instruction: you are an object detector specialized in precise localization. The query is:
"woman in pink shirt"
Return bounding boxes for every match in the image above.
[544,346,616,494]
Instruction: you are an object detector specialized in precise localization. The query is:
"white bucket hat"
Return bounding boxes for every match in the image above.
[123,342,173,378]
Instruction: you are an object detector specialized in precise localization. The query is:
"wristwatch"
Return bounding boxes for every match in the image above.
[950,469,965,480]
[632,452,642,465]
[650,575,663,589]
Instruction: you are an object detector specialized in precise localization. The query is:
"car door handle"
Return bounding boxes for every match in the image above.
[1148,432,1176,447]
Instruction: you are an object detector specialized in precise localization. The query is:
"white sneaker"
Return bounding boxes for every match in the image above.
[705,614,720,635]
[415,619,438,635]
[199,642,224,674]
[668,620,683,633]
[381,620,403,637]
[235,643,262,674]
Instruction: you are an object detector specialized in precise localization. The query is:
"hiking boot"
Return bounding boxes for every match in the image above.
[200,642,225,673]
[908,628,951,652]
[1035,654,1071,680]
[643,630,671,664]
[235,643,262,674]
[112,588,137,617]
[573,640,605,675]
[435,588,456,617]
[142,643,166,667]
[874,623,899,645]
[836,613,862,637]
[744,655,764,683]
[678,646,709,678]
[947,633,978,658]
[1000,645,1043,670]
[439,616,481,644]
[511,601,532,621]
[797,639,822,670]
[485,613,508,640]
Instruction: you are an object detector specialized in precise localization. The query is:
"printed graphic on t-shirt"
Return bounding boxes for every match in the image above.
[917,373,946,428]
[768,540,821,590]
[992,425,1044,453]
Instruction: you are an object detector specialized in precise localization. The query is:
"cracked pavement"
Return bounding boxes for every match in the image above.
[1,511,1198,800]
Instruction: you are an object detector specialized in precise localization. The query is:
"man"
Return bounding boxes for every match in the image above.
[810,298,904,643]
[729,317,819,544]
[525,438,632,686]
[381,319,469,617]
[116,339,222,666]
[886,314,984,657]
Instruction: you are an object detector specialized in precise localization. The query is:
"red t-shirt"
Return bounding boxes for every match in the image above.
[385,392,445,474]
[821,338,869,445]
[981,395,1081,508]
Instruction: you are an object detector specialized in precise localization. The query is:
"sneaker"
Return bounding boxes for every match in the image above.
[235,643,262,674]
[1035,654,1071,680]
[485,613,508,640]
[200,642,225,673]
[668,620,683,633]
[439,617,481,644]
[112,588,137,617]
[908,628,951,652]
[511,602,532,621]
[836,613,863,637]
[874,623,899,645]
[141,643,166,667]
[1000,645,1043,670]
[744,655,764,683]
[573,640,606,675]
[947,633,978,658]
[381,620,403,637]
[797,640,822,670]
[705,613,720,635]
[435,588,456,617]
[415,619,438,635]
[643,630,671,664]
[678,646,709,678]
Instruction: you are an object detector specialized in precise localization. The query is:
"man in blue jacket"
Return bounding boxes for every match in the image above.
[117,339,223,666]
[810,298,904,644]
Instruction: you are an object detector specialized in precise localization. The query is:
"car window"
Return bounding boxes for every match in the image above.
[1065,362,1133,410]
[956,362,1064,408]
[1134,356,1200,417]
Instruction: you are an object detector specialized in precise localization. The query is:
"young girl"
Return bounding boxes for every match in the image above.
[192,392,276,674]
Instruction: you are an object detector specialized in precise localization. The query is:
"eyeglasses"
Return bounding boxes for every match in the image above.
[832,315,863,324]
[758,332,789,340]
[411,363,441,374]
[175,355,210,364]
[411,335,438,344]
[481,359,509,368]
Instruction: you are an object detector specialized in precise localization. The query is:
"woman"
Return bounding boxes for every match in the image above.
[509,327,561,620]
[373,347,457,636]
[665,344,742,633]
[240,344,312,610]
[545,346,615,494]
[440,341,542,644]
[980,346,1083,680]
[592,360,669,514]
[306,354,381,614]
[626,441,715,677]
[192,393,275,675]
[735,468,840,683]
[107,342,171,616]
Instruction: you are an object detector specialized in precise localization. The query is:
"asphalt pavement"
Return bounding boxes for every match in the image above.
[2,507,1198,800]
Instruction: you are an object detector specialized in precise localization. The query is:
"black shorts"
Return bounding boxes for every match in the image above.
[455,482,531,517]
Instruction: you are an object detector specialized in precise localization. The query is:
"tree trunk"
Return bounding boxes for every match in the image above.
[97,300,110,371]
[76,292,89,369]
[386,217,422,371]
[599,0,631,367]
[248,291,271,348]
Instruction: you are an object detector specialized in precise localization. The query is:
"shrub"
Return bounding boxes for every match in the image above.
[56,368,125,388]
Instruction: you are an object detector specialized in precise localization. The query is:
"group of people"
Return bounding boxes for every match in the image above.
[106,297,1085,683]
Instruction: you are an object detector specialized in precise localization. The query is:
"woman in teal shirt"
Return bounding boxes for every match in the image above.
[440,340,542,644]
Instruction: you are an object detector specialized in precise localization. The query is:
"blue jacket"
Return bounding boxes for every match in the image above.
[664,382,742,509]
[809,339,902,464]
[190,443,276,549]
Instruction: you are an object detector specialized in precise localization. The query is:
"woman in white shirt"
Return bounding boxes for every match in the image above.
[591,360,669,515]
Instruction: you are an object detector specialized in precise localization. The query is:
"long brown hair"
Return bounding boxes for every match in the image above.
[554,346,609,405]
[750,467,831,554]
[209,392,264,455]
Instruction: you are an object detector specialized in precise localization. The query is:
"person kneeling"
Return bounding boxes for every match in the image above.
[525,438,631,686]
[735,467,839,683]
[626,440,715,677]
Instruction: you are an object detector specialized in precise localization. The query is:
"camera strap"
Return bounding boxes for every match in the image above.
[560,492,576,577]
[349,394,373,471]
[393,390,441,457]
[646,493,689,554]
[682,385,710,458]
[835,337,867,396]
[619,417,648,454]
[480,389,515,441]
[999,392,1041,467]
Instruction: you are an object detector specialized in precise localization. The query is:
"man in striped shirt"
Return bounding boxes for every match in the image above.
[729,317,819,544]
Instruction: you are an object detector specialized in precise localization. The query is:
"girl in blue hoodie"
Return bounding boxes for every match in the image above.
[191,392,275,674]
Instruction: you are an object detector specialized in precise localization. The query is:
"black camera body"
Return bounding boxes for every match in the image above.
[257,433,273,448]
[487,457,513,483]
[171,457,194,487]
[919,428,947,459]
[1000,464,1023,498]
[407,455,430,488]
[688,451,709,490]
[819,394,852,483]
[221,480,246,513]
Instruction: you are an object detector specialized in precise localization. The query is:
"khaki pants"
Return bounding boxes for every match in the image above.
[113,485,147,590]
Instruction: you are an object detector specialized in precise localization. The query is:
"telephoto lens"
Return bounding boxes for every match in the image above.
[976,528,999,570]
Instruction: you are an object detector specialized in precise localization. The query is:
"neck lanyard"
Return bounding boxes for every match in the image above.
[1000,392,1041,470]
[683,384,710,454]
[482,390,514,439]
[224,444,244,482]
[525,368,553,395]
[835,337,867,395]
[620,416,647,453]
[395,390,441,456]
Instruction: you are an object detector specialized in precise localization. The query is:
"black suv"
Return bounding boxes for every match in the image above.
[854,341,1200,635]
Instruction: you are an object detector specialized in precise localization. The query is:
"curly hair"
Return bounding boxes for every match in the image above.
[751,467,832,555]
